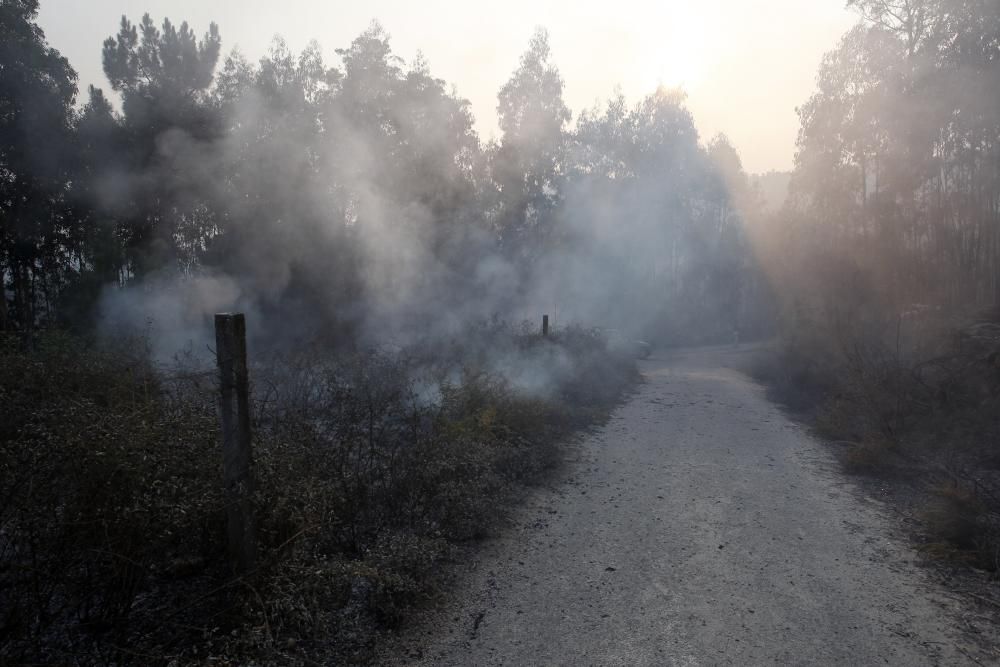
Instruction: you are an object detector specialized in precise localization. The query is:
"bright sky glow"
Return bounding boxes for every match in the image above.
[38,0,858,172]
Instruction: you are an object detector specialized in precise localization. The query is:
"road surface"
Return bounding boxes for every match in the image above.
[383,346,997,666]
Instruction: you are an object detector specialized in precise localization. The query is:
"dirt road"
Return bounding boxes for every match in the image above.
[385,346,998,666]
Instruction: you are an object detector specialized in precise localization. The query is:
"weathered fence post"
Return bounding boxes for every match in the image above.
[542,314,550,337]
[215,313,256,574]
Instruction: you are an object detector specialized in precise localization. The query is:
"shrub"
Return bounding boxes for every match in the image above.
[0,332,223,663]
[0,323,636,665]
[759,294,1000,572]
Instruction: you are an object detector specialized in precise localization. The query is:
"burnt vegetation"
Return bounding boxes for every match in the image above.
[4,0,1000,663]
[0,325,636,664]
[0,0,752,663]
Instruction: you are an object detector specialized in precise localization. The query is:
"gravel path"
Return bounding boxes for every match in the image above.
[383,346,998,666]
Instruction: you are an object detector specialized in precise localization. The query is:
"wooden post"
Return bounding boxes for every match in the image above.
[215,313,256,574]
[542,314,550,337]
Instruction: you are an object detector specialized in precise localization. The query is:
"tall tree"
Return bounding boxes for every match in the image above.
[100,13,222,276]
[491,28,570,258]
[789,0,1000,311]
[846,0,941,56]
[0,0,78,333]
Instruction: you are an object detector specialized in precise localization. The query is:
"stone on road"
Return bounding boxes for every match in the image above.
[385,346,997,666]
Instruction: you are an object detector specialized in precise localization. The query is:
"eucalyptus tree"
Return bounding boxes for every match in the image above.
[491,28,570,260]
[792,0,1000,308]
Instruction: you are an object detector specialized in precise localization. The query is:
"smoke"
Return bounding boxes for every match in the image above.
[97,272,254,362]
[92,24,762,370]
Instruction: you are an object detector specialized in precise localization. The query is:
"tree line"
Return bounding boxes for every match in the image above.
[761,0,1000,574]
[783,0,1000,316]
[1,0,764,351]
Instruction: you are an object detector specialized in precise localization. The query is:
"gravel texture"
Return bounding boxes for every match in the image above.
[382,345,999,666]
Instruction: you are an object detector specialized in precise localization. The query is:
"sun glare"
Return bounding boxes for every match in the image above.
[644,42,704,91]
[631,3,712,92]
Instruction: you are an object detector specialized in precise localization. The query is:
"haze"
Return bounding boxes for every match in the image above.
[38,0,856,173]
[7,0,1000,664]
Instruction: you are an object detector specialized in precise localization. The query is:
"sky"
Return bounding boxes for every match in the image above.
[37,0,858,174]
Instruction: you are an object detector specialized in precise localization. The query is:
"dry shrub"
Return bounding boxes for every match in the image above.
[0,332,224,664]
[922,484,985,552]
[0,323,636,665]
[762,257,1000,572]
[843,439,894,473]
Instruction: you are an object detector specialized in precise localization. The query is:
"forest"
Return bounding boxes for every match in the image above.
[762,0,1000,570]
[2,0,1000,664]
[0,4,766,350]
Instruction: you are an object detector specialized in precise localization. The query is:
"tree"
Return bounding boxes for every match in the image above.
[102,13,221,136]
[491,28,570,257]
[100,13,223,276]
[559,85,759,342]
[206,38,352,337]
[846,0,941,56]
[0,0,78,333]
[787,0,1000,312]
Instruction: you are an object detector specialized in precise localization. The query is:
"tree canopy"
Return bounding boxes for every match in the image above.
[1,9,762,349]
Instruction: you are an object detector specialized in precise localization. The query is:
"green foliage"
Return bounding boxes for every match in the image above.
[102,14,221,98]
[101,11,221,137]
[0,0,79,332]
[0,10,761,348]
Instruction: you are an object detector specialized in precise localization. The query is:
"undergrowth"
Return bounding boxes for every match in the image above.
[753,301,1000,575]
[0,323,637,665]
